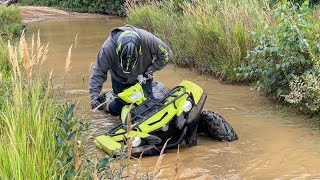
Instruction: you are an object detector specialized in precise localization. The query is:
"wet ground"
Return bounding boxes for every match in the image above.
[25,18,320,179]
[20,6,112,23]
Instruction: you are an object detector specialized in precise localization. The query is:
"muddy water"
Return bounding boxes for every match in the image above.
[26,18,320,179]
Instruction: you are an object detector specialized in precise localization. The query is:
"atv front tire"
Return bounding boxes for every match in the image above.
[198,110,238,141]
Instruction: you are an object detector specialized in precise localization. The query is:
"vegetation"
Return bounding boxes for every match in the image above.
[0,6,25,39]
[127,0,320,122]
[270,0,320,6]
[1,0,320,178]
[0,6,24,107]
[237,1,320,114]
[127,0,270,81]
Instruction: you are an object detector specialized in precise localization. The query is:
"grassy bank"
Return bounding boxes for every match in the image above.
[0,6,24,39]
[127,0,270,81]
[128,0,320,122]
[0,6,69,178]
[0,6,62,178]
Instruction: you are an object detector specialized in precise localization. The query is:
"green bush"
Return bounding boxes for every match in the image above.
[270,0,319,7]
[0,6,24,100]
[128,0,269,81]
[237,1,320,113]
[0,6,24,38]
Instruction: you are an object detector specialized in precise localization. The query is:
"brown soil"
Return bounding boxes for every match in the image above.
[20,6,113,23]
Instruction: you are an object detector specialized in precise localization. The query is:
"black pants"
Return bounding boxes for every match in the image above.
[108,77,154,116]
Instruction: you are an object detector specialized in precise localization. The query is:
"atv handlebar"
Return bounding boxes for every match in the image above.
[93,74,154,112]
[137,74,154,84]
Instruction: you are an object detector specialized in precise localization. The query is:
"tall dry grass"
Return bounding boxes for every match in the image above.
[127,0,271,82]
[0,31,61,179]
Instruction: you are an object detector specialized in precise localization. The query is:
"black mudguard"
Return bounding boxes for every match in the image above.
[184,93,207,146]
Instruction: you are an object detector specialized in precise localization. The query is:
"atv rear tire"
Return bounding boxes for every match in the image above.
[198,110,238,141]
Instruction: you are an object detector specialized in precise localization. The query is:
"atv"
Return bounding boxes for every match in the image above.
[94,75,207,156]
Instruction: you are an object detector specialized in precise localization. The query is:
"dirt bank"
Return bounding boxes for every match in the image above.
[20,6,113,23]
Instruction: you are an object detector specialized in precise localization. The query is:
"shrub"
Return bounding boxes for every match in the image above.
[284,63,320,113]
[0,6,24,38]
[270,0,319,7]
[237,1,320,113]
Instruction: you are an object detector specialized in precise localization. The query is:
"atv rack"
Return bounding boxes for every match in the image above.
[107,86,189,137]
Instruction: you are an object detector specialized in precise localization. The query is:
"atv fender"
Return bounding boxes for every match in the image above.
[186,92,207,125]
[184,93,207,146]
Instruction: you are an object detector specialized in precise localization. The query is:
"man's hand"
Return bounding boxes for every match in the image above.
[91,96,103,110]
[144,68,153,80]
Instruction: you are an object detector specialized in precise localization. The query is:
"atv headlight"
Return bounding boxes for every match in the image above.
[131,136,141,148]
[161,124,169,132]
[129,91,143,101]
[183,100,193,112]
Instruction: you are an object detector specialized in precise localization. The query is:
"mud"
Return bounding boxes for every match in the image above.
[20,6,114,23]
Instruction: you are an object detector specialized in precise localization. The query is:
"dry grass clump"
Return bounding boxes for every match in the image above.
[0,31,59,179]
[125,0,156,12]
[65,44,73,74]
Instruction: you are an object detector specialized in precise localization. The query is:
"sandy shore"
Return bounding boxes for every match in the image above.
[20,6,113,23]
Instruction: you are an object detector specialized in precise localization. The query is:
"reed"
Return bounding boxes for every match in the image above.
[127,0,270,82]
[152,138,170,179]
[174,145,180,180]
[0,31,60,179]
[65,44,73,74]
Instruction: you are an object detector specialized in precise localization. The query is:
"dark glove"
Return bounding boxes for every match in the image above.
[144,68,153,80]
[91,96,103,110]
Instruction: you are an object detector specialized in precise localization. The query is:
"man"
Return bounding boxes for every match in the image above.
[89,25,172,116]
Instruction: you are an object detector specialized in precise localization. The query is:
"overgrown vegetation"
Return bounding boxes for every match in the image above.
[127,0,270,81]
[127,0,320,123]
[0,6,24,107]
[237,1,320,114]
[0,6,25,39]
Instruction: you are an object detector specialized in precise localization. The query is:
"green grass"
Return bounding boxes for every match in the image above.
[0,6,24,38]
[127,0,270,82]
[0,31,64,179]
[0,5,23,109]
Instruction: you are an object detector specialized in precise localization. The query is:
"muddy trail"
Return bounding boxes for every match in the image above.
[20,6,114,23]
[24,16,320,179]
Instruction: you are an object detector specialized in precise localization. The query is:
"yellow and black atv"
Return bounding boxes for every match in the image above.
[94,75,207,156]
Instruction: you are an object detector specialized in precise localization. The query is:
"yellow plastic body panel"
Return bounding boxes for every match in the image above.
[112,130,150,141]
[138,103,177,132]
[179,80,203,104]
[118,83,146,105]
[94,135,121,155]
[94,131,150,155]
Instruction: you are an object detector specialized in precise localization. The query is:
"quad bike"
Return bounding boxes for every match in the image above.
[94,75,207,156]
